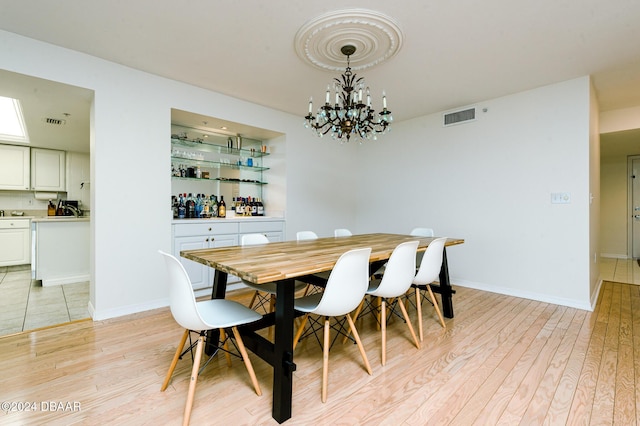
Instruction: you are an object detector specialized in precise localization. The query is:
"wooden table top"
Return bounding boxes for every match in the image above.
[181,233,464,285]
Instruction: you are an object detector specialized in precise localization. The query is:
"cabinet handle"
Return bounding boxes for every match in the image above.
[208,227,212,231]
[205,238,209,242]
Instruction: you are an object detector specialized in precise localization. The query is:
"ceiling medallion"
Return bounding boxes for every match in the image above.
[294,9,404,72]
[296,9,402,142]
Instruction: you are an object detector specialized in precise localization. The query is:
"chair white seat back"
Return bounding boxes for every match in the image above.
[368,240,419,298]
[297,230,319,240]
[310,247,372,317]
[242,233,269,246]
[159,250,209,331]
[410,227,435,237]
[413,237,447,285]
[334,228,352,237]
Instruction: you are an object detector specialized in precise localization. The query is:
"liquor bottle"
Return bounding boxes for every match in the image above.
[178,194,186,219]
[237,197,244,216]
[218,195,226,218]
[171,196,178,218]
[203,195,211,218]
[231,197,236,214]
[211,195,218,218]
[186,193,195,218]
[257,198,264,216]
[195,194,203,218]
[250,197,257,216]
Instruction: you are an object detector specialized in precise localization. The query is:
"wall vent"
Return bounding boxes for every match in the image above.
[43,117,66,126]
[443,107,476,127]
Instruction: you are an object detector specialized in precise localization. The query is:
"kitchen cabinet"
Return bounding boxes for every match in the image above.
[0,218,30,266]
[172,221,239,290]
[239,220,284,242]
[171,218,285,291]
[0,145,30,190]
[171,124,268,211]
[31,148,66,191]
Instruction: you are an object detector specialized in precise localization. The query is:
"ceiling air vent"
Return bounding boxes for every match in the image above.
[443,107,476,127]
[43,117,66,126]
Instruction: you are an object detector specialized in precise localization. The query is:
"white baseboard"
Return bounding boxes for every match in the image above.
[600,253,630,259]
[42,274,90,287]
[453,278,594,312]
[89,297,170,321]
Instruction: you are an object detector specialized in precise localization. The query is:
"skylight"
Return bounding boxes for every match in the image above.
[0,96,29,143]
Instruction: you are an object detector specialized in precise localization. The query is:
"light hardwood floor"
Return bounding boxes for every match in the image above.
[0,281,637,425]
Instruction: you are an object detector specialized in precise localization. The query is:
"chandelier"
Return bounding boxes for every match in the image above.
[304,45,392,142]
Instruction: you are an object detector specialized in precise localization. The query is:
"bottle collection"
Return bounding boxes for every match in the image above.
[172,193,264,219]
[230,196,265,216]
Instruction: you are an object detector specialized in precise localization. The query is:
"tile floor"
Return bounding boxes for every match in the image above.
[0,265,89,336]
[600,257,640,284]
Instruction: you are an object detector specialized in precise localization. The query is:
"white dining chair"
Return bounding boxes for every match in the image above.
[410,227,435,237]
[334,228,352,237]
[158,250,262,425]
[296,230,329,290]
[292,247,373,402]
[296,230,319,240]
[351,240,421,365]
[241,233,307,314]
[412,237,448,340]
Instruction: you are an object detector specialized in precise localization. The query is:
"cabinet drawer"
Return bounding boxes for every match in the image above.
[239,220,284,234]
[173,221,239,237]
[0,219,30,229]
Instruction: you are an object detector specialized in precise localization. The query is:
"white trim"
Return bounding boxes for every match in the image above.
[590,278,604,311]
[42,274,90,287]
[453,278,593,312]
[89,297,169,321]
[600,253,630,259]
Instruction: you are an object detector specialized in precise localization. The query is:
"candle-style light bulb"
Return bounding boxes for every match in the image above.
[382,91,387,109]
[308,97,313,114]
[325,85,330,104]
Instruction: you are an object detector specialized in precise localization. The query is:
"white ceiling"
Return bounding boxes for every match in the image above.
[1,1,640,153]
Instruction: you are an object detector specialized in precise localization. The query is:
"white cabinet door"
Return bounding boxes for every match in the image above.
[0,145,30,190]
[31,148,66,191]
[174,235,212,290]
[0,219,30,266]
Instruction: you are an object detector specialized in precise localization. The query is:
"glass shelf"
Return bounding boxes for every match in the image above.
[171,156,269,172]
[171,137,269,158]
[171,176,267,185]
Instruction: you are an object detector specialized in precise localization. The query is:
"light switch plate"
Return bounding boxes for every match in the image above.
[551,192,571,204]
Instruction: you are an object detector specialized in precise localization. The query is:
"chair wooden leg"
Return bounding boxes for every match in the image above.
[346,313,372,375]
[397,297,420,350]
[231,327,262,396]
[416,287,424,342]
[161,329,189,391]
[322,317,330,403]
[183,335,204,426]
[381,299,387,366]
[376,297,382,330]
[427,284,446,329]
[342,299,365,344]
[220,328,232,367]
[248,290,258,309]
[293,314,309,350]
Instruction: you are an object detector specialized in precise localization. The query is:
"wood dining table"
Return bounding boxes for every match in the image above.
[181,233,464,423]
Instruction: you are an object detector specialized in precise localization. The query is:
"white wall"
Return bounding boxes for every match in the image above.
[0,29,597,317]
[600,156,628,257]
[0,30,354,319]
[355,77,594,310]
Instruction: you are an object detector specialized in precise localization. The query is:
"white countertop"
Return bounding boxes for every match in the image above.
[171,216,283,224]
[32,216,90,223]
